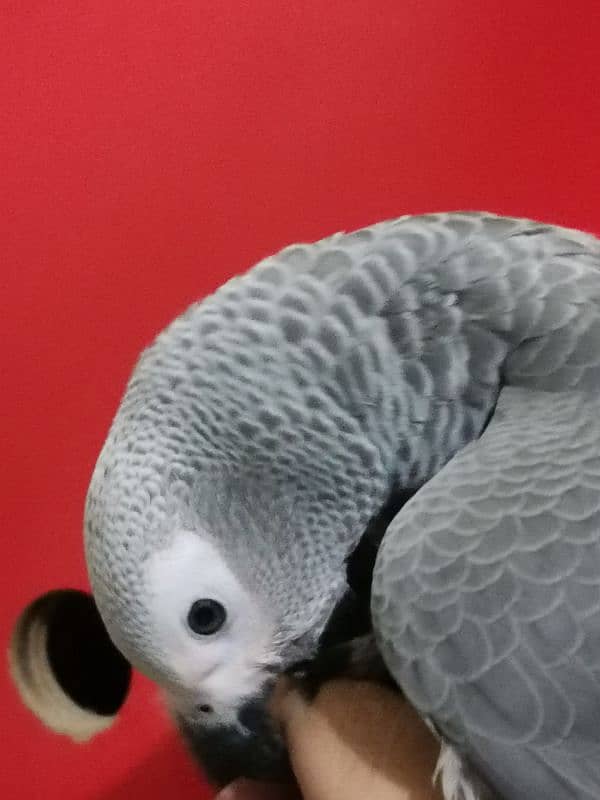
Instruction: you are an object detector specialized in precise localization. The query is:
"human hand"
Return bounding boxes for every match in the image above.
[216,678,443,800]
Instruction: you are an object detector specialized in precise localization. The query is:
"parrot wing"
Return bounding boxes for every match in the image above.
[372,385,600,800]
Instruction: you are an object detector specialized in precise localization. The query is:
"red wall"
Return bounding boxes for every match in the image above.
[3,2,600,798]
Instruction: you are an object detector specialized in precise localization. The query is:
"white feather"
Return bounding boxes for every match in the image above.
[434,741,481,800]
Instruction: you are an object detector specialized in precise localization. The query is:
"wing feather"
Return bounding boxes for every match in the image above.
[373,387,600,799]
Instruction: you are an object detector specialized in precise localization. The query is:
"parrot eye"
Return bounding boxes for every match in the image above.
[187,599,227,636]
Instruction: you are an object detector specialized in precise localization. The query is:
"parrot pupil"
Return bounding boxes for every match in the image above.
[187,599,226,635]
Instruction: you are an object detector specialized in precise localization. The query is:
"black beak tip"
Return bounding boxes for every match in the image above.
[174,700,292,789]
[237,695,271,733]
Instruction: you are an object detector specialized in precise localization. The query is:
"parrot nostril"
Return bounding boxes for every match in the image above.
[198,703,213,714]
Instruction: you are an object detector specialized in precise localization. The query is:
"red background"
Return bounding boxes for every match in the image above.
[2,2,600,798]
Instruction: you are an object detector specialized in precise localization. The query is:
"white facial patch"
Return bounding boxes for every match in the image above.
[144,530,277,725]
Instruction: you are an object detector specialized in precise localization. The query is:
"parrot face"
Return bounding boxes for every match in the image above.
[133,529,293,783]
[86,493,318,783]
[142,531,277,721]
[85,462,353,783]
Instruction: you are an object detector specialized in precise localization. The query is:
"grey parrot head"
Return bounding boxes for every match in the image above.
[85,463,309,783]
[83,283,391,785]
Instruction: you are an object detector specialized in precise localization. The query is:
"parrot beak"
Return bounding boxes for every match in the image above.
[175,688,292,789]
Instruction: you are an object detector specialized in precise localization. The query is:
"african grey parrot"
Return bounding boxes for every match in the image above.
[84,211,600,799]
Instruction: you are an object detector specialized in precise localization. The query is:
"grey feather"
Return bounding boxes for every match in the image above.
[372,388,600,799]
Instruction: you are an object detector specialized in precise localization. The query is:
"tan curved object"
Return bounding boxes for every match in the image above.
[8,597,117,742]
